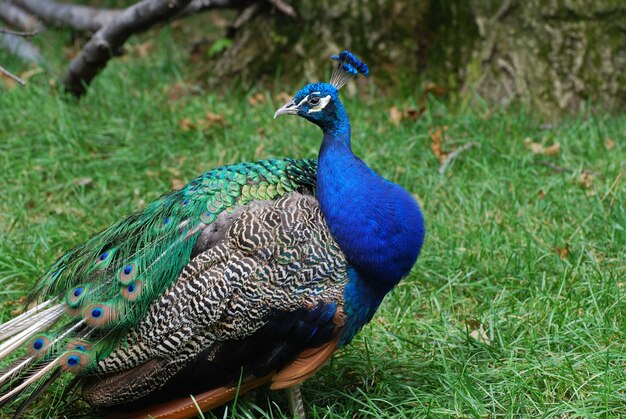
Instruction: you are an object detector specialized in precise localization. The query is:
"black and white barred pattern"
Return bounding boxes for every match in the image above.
[84,193,348,407]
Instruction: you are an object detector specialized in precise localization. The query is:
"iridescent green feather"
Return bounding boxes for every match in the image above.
[28,158,317,365]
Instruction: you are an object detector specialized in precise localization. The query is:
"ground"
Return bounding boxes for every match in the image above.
[0,27,625,418]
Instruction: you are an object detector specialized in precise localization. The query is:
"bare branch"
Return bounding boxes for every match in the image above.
[439,142,479,175]
[63,0,194,97]
[182,0,249,14]
[0,28,38,37]
[0,64,25,85]
[13,0,249,32]
[12,0,119,32]
[0,1,44,32]
[0,33,42,63]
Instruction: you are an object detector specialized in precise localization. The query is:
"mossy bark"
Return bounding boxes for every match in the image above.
[211,0,434,87]
[467,0,626,114]
[212,0,625,114]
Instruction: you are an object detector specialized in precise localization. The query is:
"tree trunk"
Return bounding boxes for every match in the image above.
[211,0,435,87]
[212,0,625,114]
[466,0,626,114]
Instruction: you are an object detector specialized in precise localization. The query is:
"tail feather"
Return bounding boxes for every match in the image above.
[0,305,65,360]
[0,356,34,389]
[0,299,57,341]
[12,367,62,418]
[0,360,58,407]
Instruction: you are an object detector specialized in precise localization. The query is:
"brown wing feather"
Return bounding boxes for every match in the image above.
[108,374,272,419]
[270,338,339,390]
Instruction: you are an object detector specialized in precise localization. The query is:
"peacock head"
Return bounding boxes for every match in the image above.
[274,51,369,131]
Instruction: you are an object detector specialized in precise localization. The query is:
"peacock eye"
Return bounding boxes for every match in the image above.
[308,97,321,106]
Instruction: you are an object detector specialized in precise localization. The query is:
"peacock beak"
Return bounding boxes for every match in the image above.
[274,99,299,119]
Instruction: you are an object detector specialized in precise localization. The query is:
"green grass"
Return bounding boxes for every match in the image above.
[1,26,625,418]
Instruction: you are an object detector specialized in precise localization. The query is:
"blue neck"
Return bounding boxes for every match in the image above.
[315,104,425,297]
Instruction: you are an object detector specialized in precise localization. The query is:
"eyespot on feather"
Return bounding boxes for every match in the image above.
[59,351,90,373]
[66,340,92,352]
[117,262,137,285]
[95,248,116,268]
[83,303,118,328]
[28,335,51,358]
[201,211,217,224]
[66,285,87,308]
[121,281,142,301]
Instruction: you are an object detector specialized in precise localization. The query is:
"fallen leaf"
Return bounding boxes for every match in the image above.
[133,41,153,58]
[423,81,448,97]
[197,111,226,130]
[19,67,43,81]
[167,83,188,103]
[178,118,196,131]
[556,246,569,259]
[248,93,266,106]
[0,72,17,89]
[389,106,402,126]
[74,177,93,187]
[10,296,28,316]
[523,137,560,156]
[538,189,546,199]
[542,142,561,156]
[469,324,491,346]
[604,138,615,150]
[404,107,422,121]
[429,127,448,163]
[578,171,594,189]
[171,178,185,190]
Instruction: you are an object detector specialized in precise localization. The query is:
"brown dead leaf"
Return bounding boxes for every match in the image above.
[523,137,560,156]
[248,93,266,106]
[74,177,93,187]
[171,178,185,190]
[133,41,153,58]
[178,118,196,131]
[469,324,491,346]
[167,83,188,103]
[604,138,616,150]
[404,107,422,121]
[429,127,448,163]
[0,72,17,89]
[556,246,569,259]
[578,171,594,189]
[538,189,546,199]
[423,81,448,97]
[19,67,43,81]
[389,106,402,126]
[542,142,561,156]
[197,111,226,130]
[10,296,28,316]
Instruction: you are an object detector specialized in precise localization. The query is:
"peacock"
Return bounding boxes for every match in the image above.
[0,51,425,418]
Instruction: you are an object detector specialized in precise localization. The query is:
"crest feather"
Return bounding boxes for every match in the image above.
[329,50,369,89]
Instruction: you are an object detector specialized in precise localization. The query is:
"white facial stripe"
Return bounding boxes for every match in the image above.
[307,95,332,113]
[296,95,309,107]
